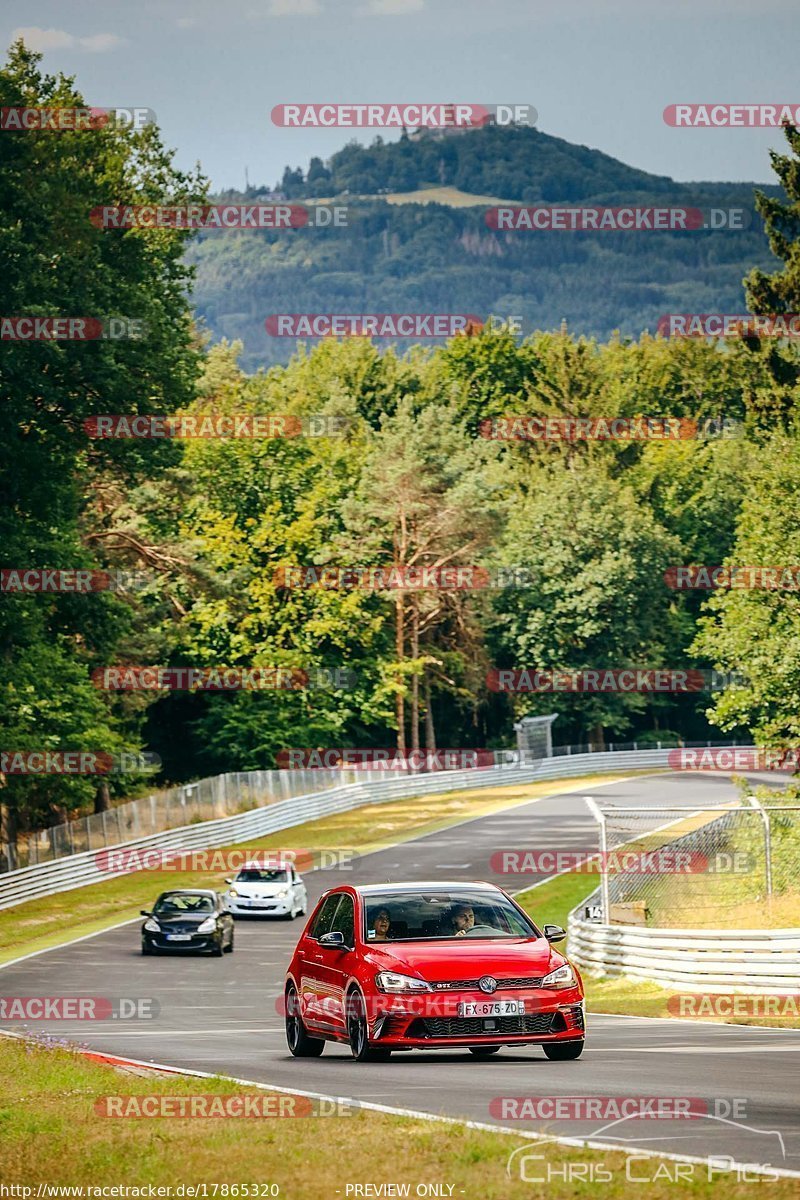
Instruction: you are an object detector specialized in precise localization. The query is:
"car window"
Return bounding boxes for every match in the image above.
[235,868,288,882]
[331,893,355,944]
[308,893,341,939]
[154,893,214,914]
[362,891,538,941]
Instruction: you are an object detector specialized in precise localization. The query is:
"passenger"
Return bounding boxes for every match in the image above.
[450,904,475,938]
[371,907,393,941]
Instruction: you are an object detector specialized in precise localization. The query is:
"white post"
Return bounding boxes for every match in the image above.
[584,796,610,923]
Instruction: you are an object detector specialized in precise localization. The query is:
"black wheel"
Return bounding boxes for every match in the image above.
[469,1046,501,1057]
[543,1039,584,1061]
[346,991,391,1062]
[210,937,224,957]
[141,941,153,956]
[224,931,234,953]
[285,985,324,1057]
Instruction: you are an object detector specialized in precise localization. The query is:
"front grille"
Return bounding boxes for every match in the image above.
[157,922,204,934]
[419,1012,554,1038]
[431,976,544,991]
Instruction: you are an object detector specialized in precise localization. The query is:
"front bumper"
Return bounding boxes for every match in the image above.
[367,987,585,1048]
[143,932,219,951]
[226,897,292,916]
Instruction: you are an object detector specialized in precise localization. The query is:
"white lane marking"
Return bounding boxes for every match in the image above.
[0,918,141,972]
[1,1031,793,1180]
[587,1044,800,1053]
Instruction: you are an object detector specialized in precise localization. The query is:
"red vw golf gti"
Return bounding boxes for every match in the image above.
[284,882,585,1062]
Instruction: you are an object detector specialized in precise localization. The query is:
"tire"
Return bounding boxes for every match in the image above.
[285,985,325,1058]
[224,931,234,953]
[346,991,391,1062]
[543,1039,584,1061]
[469,1046,501,1057]
[141,941,153,956]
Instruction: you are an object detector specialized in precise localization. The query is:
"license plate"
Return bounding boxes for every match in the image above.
[166,933,192,941]
[457,999,525,1017]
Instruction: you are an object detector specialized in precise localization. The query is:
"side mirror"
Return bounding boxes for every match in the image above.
[224,878,233,885]
[140,910,151,917]
[318,931,349,950]
[543,924,567,943]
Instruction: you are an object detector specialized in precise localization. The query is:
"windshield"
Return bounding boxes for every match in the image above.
[363,891,538,941]
[154,893,215,914]
[235,868,288,883]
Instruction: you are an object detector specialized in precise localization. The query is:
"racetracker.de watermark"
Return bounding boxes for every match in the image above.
[83,414,350,438]
[491,1096,733,1120]
[1,569,148,593]
[0,107,155,131]
[94,1095,356,1118]
[274,564,534,590]
[664,103,800,127]
[270,103,536,128]
[0,317,146,340]
[275,748,514,770]
[89,204,347,230]
[668,747,800,772]
[91,666,356,691]
[486,668,745,693]
[665,566,800,590]
[94,847,357,874]
[265,314,482,338]
[0,751,159,775]
[489,849,752,874]
[477,416,739,441]
[485,206,747,231]
[658,314,800,338]
[0,996,158,1020]
[667,993,800,1019]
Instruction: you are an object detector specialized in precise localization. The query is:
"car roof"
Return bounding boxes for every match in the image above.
[156,888,218,897]
[353,882,500,896]
[237,861,292,869]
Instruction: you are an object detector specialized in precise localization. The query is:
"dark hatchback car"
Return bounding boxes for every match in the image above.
[141,889,234,956]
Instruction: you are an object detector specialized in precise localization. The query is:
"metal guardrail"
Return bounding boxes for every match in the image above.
[0,747,674,911]
[567,905,800,993]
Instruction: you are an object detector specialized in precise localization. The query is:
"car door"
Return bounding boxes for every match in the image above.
[310,893,355,1037]
[216,894,233,940]
[300,893,342,1030]
[291,867,307,912]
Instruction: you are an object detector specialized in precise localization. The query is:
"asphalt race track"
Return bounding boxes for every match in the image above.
[2,772,798,1174]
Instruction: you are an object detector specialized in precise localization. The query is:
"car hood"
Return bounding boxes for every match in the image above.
[151,913,215,925]
[365,937,558,980]
[229,883,288,896]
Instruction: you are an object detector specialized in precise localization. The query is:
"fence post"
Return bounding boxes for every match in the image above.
[746,795,772,896]
[584,796,610,923]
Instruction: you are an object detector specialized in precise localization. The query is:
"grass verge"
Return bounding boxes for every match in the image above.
[516,875,800,1030]
[0,772,633,965]
[0,1035,794,1195]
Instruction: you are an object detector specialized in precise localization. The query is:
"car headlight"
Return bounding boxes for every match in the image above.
[276,888,289,898]
[542,963,576,989]
[375,971,432,994]
[196,917,217,933]
[228,889,238,898]
[143,919,160,932]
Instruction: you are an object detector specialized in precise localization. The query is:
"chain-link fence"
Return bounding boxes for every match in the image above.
[0,768,352,872]
[585,798,800,928]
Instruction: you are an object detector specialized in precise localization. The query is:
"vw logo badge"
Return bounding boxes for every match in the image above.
[478,975,497,994]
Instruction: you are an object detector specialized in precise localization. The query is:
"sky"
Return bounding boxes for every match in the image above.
[3,0,798,191]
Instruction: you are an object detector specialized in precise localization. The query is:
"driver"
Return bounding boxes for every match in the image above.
[450,904,475,938]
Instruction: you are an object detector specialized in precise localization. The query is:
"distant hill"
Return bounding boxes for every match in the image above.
[188,125,778,371]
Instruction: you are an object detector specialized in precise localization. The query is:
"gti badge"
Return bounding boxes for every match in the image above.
[478,975,498,994]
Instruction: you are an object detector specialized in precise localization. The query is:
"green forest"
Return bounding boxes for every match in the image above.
[194,124,779,371]
[3,44,800,839]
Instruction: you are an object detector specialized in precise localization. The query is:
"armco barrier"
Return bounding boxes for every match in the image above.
[0,747,676,911]
[567,907,800,994]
